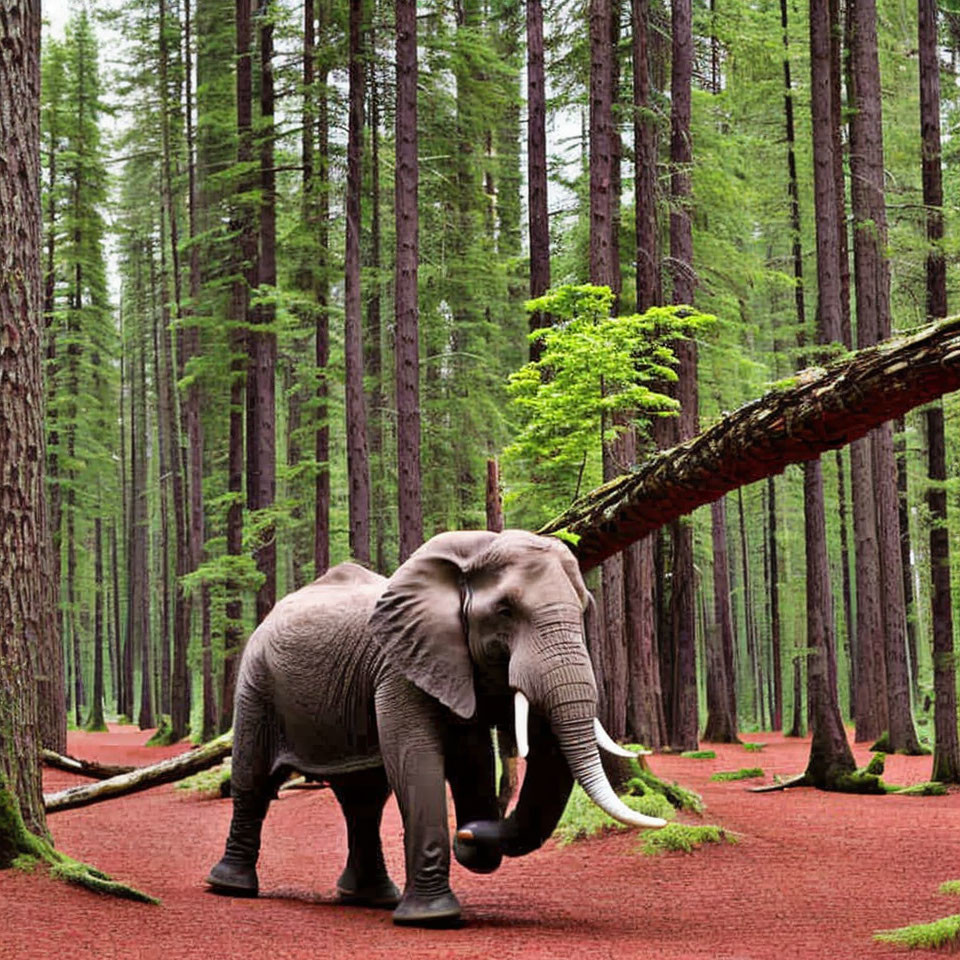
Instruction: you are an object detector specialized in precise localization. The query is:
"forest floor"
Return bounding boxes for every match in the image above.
[2,725,957,959]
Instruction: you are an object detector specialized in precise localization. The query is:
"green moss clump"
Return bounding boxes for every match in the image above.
[640,823,735,856]
[146,717,176,747]
[874,915,960,950]
[940,880,960,896]
[870,732,891,753]
[864,752,886,776]
[176,761,231,799]
[710,768,764,782]
[831,771,886,794]
[891,781,949,797]
[554,785,675,845]
[742,742,766,753]
[680,750,716,760]
[624,769,704,814]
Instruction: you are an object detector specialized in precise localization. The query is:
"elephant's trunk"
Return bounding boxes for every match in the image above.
[516,611,665,831]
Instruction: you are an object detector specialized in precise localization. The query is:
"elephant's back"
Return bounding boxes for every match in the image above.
[245,577,387,775]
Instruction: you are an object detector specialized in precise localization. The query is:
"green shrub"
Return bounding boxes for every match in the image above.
[875,915,960,950]
[710,768,764,782]
[680,750,716,760]
[641,823,735,856]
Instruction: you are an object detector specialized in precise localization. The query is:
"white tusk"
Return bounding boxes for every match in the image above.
[514,691,530,759]
[594,718,649,758]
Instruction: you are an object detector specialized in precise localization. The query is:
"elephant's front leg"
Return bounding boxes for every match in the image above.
[375,675,461,927]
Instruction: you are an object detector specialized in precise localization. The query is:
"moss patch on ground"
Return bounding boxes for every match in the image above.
[710,768,764,782]
[874,914,960,950]
[640,823,735,856]
[940,880,960,896]
[554,785,675,845]
[889,781,949,797]
[0,784,157,903]
[742,742,766,752]
[146,717,177,747]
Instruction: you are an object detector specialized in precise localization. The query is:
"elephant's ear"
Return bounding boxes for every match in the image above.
[369,531,499,720]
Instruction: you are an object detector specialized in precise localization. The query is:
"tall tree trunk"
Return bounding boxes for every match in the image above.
[366,43,386,574]
[767,477,783,729]
[247,0,277,624]
[848,0,920,754]
[0,0,53,841]
[222,0,254,732]
[738,487,765,727]
[110,519,122,715]
[801,0,856,785]
[703,498,739,742]
[345,0,371,564]
[527,0,550,356]
[86,516,106,730]
[314,0,332,576]
[665,0,698,751]
[894,419,919,694]
[918,0,960,783]
[182,0,215,740]
[633,0,660,311]
[395,0,423,564]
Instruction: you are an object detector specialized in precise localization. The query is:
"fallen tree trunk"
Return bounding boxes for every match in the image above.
[44,732,233,814]
[540,316,960,571]
[42,749,136,780]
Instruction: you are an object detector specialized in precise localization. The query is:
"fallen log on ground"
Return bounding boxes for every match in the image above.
[42,749,136,780]
[44,732,233,814]
[540,315,960,571]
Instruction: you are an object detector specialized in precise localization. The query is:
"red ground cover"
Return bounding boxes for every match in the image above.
[1,725,956,959]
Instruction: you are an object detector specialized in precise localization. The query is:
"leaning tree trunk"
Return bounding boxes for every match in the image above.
[541,315,960,572]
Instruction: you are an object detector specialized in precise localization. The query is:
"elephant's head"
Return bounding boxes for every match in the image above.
[368,529,664,833]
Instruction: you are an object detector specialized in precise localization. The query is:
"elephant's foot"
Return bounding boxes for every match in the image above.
[336,865,401,908]
[205,858,259,897]
[392,889,462,927]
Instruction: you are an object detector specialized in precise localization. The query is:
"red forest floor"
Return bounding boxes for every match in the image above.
[2,725,958,960]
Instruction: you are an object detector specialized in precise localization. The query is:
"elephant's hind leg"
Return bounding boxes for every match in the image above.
[207,689,287,897]
[331,767,400,908]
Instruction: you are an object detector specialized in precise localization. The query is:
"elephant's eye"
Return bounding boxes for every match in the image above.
[495,600,513,619]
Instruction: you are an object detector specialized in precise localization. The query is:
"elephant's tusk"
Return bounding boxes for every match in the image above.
[514,691,530,759]
[593,718,651,758]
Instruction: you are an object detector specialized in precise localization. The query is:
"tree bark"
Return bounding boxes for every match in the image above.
[919,0,960,783]
[848,0,921,754]
[247,0,278,624]
[344,0,371,565]
[527,0,550,355]
[0,0,52,845]
[633,0,660,311]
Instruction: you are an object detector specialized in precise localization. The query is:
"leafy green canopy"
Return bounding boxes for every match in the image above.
[503,284,714,526]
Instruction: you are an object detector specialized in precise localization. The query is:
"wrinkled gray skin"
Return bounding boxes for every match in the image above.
[207,529,624,926]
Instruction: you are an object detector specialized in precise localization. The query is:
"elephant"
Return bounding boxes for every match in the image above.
[206,529,664,926]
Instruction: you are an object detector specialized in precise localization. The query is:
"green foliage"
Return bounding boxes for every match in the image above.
[680,750,717,760]
[504,284,714,525]
[938,881,960,896]
[742,742,766,753]
[865,753,886,776]
[710,768,764,782]
[146,717,176,747]
[874,915,960,950]
[640,824,735,856]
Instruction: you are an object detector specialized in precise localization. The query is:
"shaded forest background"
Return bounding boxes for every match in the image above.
[33,0,960,776]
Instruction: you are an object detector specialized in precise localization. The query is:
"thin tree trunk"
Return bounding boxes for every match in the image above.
[314,0,332,575]
[738,487,764,728]
[527,0,550,355]
[87,517,106,730]
[345,0,371,565]
[633,0,660,311]
[894,419,919,694]
[222,0,254,732]
[767,476,783,730]
[486,459,504,533]
[247,0,277,624]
